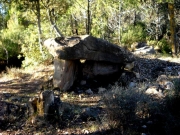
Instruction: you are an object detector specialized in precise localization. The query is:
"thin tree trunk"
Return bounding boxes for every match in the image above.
[75,19,78,35]
[156,4,159,41]
[47,9,64,37]
[70,15,78,35]
[36,0,44,58]
[70,15,74,35]
[87,0,91,35]
[168,3,176,56]
[119,0,122,44]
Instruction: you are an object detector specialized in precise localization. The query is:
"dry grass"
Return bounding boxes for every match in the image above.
[0,67,24,79]
[0,64,53,81]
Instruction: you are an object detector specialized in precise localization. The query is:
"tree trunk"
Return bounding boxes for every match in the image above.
[87,0,91,35]
[71,15,78,35]
[119,0,122,44]
[168,3,176,56]
[36,0,44,58]
[47,9,64,37]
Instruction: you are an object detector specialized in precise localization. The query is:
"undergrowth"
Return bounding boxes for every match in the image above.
[101,80,180,135]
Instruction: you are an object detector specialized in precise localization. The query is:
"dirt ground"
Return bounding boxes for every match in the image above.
[0,54,180,135]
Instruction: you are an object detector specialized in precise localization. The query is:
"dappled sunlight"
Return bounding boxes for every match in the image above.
[1,53,180,134]
[61,93,101,107]
[0,65,54,104]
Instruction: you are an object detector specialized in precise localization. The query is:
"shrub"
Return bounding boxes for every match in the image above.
[20,25,52,68]
[157,38,171,54]
[0,27,22,61]
[121,23,146,46]
[101,81,180,134]
[101,84,150,134]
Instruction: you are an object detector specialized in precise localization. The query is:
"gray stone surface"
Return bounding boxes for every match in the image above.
[44,35,135,91]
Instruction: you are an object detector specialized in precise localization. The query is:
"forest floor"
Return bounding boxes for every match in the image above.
[0,53,180,135]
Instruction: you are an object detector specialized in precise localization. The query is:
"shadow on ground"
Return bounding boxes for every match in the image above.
[0,55,180,134]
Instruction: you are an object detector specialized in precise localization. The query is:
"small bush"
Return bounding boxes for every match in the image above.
[101,84,150,134]
[21,25,52,68]
[0,26,23,60]
[157,38,171,54]
[101,81,180,134]
[121,23,146,46]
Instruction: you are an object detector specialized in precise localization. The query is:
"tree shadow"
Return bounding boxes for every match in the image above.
[0,55,180,134]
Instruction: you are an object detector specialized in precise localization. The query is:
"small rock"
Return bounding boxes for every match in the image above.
[80,59,86,63]
[145,86,164,97]
[178,71,180,77]
[98,87,106,94]
[4,93,11,97]
[85,88,93,95]
[147,121,153,124]
[164,81,174,90]
[82,129,89,134]
[134,72,140,78]
[156,75,174,90]
[77,90,83,94]
[80,80,86,85]
[11,96,21,102]
[133,46,155,54]
[63,131,69,134]
[128,82,136,88]
[124,62,134,71]
[156,74,169,84]
[31,116,36,124]
[79,94,82,100]
[63,93,68,99]
[142,125,147,129]
[141,133,147,135]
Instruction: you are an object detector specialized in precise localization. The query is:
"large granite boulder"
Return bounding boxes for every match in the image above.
[44,35,134,91]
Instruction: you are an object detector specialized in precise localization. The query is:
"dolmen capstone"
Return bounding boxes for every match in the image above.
[44,35,134,91]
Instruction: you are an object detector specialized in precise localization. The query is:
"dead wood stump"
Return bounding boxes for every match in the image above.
[28,90,61,119]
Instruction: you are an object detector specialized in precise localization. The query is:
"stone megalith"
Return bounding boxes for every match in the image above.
[44,35,134,91]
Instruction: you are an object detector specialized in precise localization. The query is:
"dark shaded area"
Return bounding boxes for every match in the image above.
[0,56,24,72]
[0,101,27,130]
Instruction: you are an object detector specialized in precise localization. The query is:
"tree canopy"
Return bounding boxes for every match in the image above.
[0,0,180,67]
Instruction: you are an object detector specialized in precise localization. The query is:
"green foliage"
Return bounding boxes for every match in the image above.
[147,38,171,54]
[121,23,146,46]
[0,0,178,68]
[0,25,23,60]
[157,38,171,54]
[20,25,52,67]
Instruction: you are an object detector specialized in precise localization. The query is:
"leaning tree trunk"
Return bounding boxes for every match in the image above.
[47,9,64,37]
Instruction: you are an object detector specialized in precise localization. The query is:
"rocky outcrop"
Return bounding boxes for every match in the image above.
[44,35,135,91]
